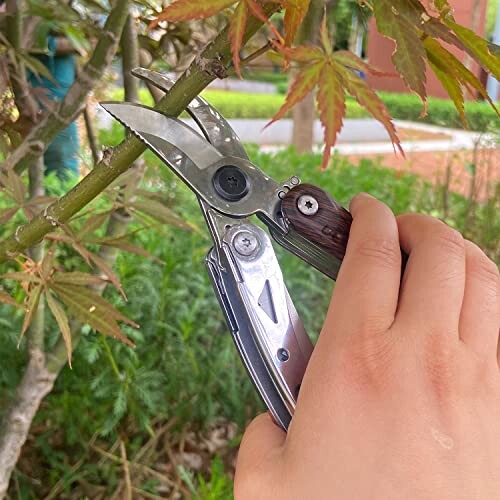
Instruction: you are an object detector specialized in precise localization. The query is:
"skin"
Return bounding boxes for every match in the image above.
[235,193,500,500]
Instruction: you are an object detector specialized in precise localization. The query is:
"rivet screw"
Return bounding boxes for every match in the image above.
[233,231,259,256]
[297,194,319,216]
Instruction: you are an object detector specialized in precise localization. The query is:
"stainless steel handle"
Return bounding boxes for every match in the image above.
[206,223,313,430]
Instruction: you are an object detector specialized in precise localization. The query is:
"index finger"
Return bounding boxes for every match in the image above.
[320,193,402,350]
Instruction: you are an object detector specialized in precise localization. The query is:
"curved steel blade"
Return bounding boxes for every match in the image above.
[131,67,248,160]
[100,102,222,169]
[100,102,284,224]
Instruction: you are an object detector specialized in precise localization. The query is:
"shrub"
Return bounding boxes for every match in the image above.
[379,92,498,132]
[110,87,496,131]
[7,134,495,497]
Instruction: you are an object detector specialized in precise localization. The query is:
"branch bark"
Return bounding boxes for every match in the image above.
[0,3,279,264]
[4,0,39,123]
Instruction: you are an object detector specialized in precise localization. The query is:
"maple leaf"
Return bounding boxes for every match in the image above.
[372,0,427,106]
[46,290,73,367]
[444,19,500,80]
[316,63,345,170]
[19,284,42,345]
[150,0,236,26]
[51,284,137,347]
[150,0,281,77]
[424,37,498,125]
[0,289,23,309]
[268,13,401,169]
[283,0,311,46]
[230,1,248,77]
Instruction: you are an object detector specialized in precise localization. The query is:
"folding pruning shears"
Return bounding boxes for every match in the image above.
[101,68,354,430]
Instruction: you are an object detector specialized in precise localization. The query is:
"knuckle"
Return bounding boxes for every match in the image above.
[433,226,465,259]
[354,237,401,269]
[420,333,460,398]
[469,253,499,297]
[338,331,396,392]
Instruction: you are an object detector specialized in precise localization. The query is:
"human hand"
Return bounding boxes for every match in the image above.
[235,194,499,500]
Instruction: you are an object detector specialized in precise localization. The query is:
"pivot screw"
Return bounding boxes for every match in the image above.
[297,194,319,216]
[277,348,289,362]
[213,165,250,202]
[233,230,259,256]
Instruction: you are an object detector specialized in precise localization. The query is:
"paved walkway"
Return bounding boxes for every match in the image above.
[95,106,498,199]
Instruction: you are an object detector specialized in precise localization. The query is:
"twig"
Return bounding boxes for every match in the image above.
[91,444,176,486]
[120,440,133,500]
[44,432,100,500]
[131,486,166,500]
[134,418,178,463]
[238,41,273,68]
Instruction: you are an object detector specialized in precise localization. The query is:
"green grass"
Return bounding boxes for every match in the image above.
[2,140,497,498]
[107,86,497,132]
[106,87,369,119]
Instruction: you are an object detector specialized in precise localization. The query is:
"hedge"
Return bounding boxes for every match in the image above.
[108,88,497,132]
[378,92,498,132]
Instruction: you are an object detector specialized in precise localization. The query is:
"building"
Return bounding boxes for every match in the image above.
[365,0,491,99]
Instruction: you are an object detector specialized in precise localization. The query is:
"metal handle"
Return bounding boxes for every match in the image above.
[206,222,313,430]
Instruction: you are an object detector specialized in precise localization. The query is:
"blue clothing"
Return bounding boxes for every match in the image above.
[28,35,79,179]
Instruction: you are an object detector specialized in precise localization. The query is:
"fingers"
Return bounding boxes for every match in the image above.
[322,193,402,346]
[234,413,285,495]
[396,214,466,336]
[459,240,499,362]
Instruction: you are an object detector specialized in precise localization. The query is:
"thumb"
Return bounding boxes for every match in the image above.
[236,413,286,483]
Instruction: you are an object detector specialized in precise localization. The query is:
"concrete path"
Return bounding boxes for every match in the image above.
[95,102,497,154]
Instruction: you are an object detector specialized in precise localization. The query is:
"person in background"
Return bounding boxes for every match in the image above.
[27,32,81,180]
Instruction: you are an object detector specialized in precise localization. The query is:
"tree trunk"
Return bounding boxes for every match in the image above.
[0,350,56,498]
[292,90,315,152]
[291,0,324,152]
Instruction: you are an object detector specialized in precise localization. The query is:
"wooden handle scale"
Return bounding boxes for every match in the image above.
[281,184,409,278]
[281,184,353,264]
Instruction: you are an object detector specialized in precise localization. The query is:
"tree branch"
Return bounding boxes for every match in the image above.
[0,3,279,264]
[5,0,39,123]
[121,14,140,104]
[84,104,101,166]
[2,0,131,175]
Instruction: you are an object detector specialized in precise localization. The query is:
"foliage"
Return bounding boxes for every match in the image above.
[111,87,497,132]
[151,0,499,168]
[380,92,500,132]
[267,16,402,168]
[108,86,370,120]
[3,142,497,497]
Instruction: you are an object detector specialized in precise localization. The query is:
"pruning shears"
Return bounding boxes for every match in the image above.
[101,68,354,431]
